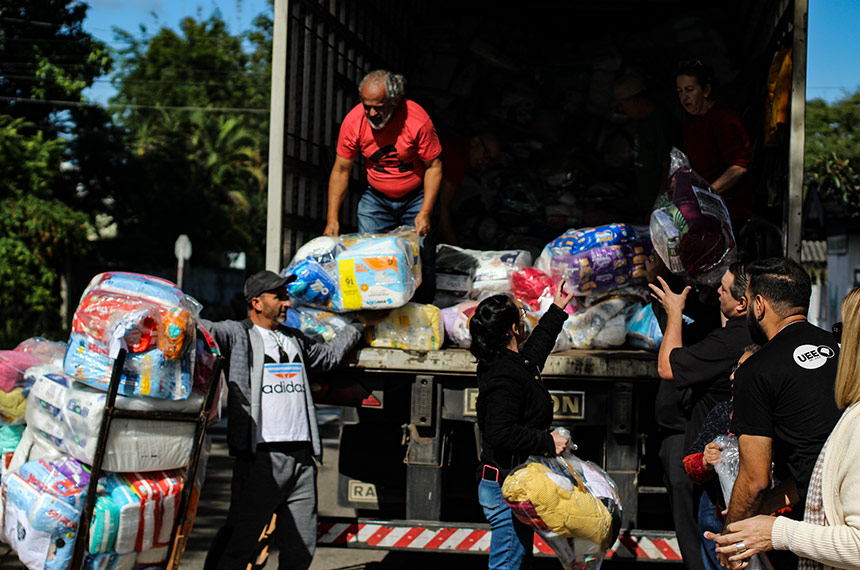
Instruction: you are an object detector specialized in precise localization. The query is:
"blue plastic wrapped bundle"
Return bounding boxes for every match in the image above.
[625,304,664,351]
[550,223,637,256]
[287,258,338,307]
[64,332,193,400]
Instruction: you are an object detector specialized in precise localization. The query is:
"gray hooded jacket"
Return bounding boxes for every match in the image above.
[200,317,362,459]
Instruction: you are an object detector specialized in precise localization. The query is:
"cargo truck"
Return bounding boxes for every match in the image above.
[264,0,809,562]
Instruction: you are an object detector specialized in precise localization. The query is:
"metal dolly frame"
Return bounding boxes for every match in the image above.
[67,346,224,569]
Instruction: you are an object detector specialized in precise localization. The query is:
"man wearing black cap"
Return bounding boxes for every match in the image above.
[201,270,364,570]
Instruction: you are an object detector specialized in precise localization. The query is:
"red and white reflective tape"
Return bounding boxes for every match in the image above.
[317,522,491,552]
[318,521,680,561]
[608,534,682,560]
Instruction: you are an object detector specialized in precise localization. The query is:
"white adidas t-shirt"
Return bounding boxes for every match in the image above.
[255,325,311,444]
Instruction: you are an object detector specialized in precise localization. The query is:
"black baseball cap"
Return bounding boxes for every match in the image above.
[244,270,297,302]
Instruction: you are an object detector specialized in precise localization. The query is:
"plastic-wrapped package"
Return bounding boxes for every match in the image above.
[287,306,352,343]
[472,250,532,297]
[104,469,184,555]
[502,448,622,569]
[287,258,338,307]
[3,456,93,570]
[4,470,82,570]
[548,243,649,296]
[435,245,478,296]
[335,229,421,310]
[89,495,119,554]
[626,303,663,350]
[8,427,62,478]
[65,332,193,400]
[436,245,532,299]
[365,303,444,351]
[13,338,67,368]
[549,224,638,256]
[25,368,202,472]
[285,228,421,311]
[511,268,556,311]
[591,313,628,349]
[535,224,640,276]
[440,301,479,348]
[283,236,341,308]
[65,272,200,400]
[64,383,200,472]
[15,456,91,509]
[0,351,42,393]
[73,273,199,360]
[26,371,71,449]
[650,149,736,285]
[554,298,633,352]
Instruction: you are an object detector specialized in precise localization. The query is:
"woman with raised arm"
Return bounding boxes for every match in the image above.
[471,282,575,570]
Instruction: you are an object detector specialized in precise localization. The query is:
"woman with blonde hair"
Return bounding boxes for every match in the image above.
[706,286,860,570]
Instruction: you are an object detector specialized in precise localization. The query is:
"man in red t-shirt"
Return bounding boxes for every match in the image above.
[324,70,442,238]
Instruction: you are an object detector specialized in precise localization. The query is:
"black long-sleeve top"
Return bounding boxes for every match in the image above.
[476,304,568,480]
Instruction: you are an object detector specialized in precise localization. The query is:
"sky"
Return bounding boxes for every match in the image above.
[81,0,272,104]
[80,0,860,105]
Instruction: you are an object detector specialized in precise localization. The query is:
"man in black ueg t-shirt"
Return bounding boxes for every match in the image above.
[724,258,841,570]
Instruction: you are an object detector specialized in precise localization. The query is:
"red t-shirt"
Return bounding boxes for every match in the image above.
[336,99,441,199]
[683,100,753,220]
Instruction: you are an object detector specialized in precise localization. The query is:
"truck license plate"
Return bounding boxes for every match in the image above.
[347,480,379,503]
[463,388,585,420]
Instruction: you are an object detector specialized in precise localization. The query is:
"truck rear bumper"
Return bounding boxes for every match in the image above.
[317,517,683,562]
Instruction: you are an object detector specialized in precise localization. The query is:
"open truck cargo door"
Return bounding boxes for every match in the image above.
[265,0,809,562]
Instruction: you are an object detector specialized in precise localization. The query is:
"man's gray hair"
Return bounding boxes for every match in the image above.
[359,70,405,102]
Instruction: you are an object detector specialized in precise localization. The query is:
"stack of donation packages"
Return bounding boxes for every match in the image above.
[285,227,444,351]
[284,200,734,354]
[0,272,221,570]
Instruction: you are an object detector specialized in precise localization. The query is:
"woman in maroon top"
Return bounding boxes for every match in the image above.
[676,60,753,222]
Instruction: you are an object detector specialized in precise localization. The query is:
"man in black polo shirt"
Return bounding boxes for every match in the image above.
[721,257,841,569]
[649,262,751,569]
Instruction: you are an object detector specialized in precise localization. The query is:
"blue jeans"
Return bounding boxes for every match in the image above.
[478,479,533,570]
[357,186,436,303]
[698,492,724,570]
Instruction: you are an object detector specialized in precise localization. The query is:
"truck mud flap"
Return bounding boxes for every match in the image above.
[317,517,682,562]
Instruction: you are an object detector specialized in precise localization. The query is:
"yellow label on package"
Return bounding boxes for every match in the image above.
[338,258,363,310]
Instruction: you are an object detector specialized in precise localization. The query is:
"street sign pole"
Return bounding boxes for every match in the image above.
[175,234,192,289]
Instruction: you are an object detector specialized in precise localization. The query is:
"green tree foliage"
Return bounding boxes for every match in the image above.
[107,13,271,268]
[0,1,110,346]
[0,0,110,131]
[0,116,89,345]
[805,92,860,216]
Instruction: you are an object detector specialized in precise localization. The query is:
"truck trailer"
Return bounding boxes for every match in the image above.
[264,0,809,562]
